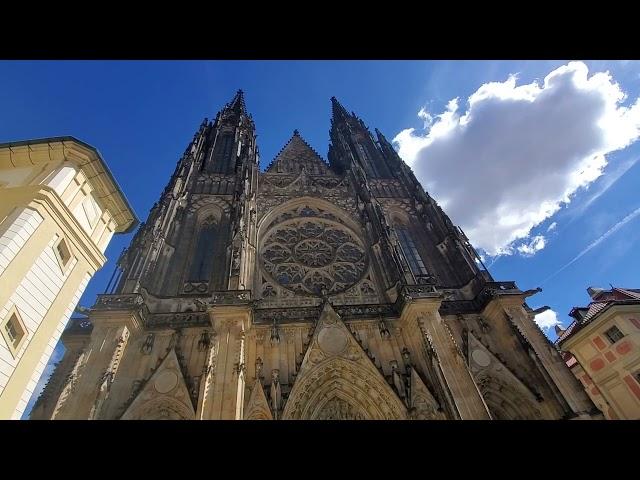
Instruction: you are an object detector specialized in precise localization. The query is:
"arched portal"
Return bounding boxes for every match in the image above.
[122,396,195,420]
[282,356,407,420]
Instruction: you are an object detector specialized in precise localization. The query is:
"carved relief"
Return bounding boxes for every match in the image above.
[121,349,196,420]
[282,303,407,420]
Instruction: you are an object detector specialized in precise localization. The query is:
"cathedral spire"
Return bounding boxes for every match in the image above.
[375,128,389,146]
[330,96,352,124]
[375,127,402,165]
[225,89,248,116]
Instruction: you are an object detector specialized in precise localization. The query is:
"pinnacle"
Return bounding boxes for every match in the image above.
[331,95,348,114]
[225,89,247,115]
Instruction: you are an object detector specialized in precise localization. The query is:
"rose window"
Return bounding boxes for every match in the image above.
[261,214,367,296]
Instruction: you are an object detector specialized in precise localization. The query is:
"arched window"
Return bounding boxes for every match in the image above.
[396,227,429,278]
[188,217,217,281]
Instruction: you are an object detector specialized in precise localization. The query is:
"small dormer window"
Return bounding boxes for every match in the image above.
[1,307,28,357]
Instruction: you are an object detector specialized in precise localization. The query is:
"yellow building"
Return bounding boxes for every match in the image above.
[556,287,640,419]
[0,137,137,419]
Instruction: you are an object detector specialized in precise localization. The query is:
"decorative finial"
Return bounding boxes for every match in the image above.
[293,129,299,136]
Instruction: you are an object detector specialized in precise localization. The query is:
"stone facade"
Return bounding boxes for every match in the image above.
[31,92,599,420]
[0,137,137,419]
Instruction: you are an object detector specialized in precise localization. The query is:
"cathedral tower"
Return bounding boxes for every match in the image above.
[31,92,600,420]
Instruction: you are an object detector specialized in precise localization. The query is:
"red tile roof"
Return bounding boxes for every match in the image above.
[556,286,640,347]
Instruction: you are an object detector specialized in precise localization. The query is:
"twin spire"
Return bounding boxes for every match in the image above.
[217,90,378,172]
[220,90,353,126]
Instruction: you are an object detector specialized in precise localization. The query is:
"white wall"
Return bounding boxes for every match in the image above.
[14,272,91,419]
[0,208,43,277]
[0,234,77,417]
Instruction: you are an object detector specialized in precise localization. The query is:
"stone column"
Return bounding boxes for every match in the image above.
[203,305,251,419]
[399,291,490,419]
[54,304,143,419]
[29,331,90,420]
[486,296,596,417]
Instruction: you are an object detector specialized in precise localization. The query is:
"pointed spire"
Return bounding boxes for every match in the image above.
[226,89,247,115]
[375,128,393,147]
[331,96,351,124]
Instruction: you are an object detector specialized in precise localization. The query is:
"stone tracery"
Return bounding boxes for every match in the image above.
[261,205,367,296]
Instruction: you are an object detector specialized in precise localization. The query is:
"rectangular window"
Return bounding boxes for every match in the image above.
[5,318,19,343]
[396,227,429,278]
[1,308,27,357]
[56,238,72,268]
[604,325,624,344]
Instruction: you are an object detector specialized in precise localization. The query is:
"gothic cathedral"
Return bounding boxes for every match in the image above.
[31,91,600,420]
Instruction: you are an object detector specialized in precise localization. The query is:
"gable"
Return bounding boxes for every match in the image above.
[265,132,329,175]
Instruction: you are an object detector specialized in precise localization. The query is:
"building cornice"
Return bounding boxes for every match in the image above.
[0,136,138,233]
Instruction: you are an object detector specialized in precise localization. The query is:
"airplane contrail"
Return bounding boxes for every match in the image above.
[541,205,640,285]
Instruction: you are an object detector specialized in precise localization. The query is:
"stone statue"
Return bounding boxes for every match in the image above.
[270,369,282,419]
[390,360,406,399]
[255,357,263,380]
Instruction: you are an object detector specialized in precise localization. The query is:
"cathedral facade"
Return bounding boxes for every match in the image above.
[31,91,600,420]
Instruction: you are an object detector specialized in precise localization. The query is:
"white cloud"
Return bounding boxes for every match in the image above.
[547,222,557,232]
[417,107,433,128]
[394,61,640,256]
[516,235,546,256]
[534,309,562,331]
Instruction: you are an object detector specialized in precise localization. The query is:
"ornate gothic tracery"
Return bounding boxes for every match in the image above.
[261,205,368,296]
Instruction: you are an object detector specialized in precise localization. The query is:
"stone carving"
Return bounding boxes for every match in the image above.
[270,369,282,419]
[141,333,155,355]
[390,360,407,399]
[378,320,391,339]
[401,347,411,368]
[197,331,211,352]
[261,212,367,296]
[270,320,280,345]
[211,290,252,304]
[146,311,209,328]
[183,281,210,294]
[255,357,263,379]
[94,294,144,310]
[244,378,273,420]
[89,327,130,420]
[282,303,407,420]
[314,397,366,420]
[121,349,196,420]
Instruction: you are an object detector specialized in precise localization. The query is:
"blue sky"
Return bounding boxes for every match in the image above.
[1,60,639,418]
